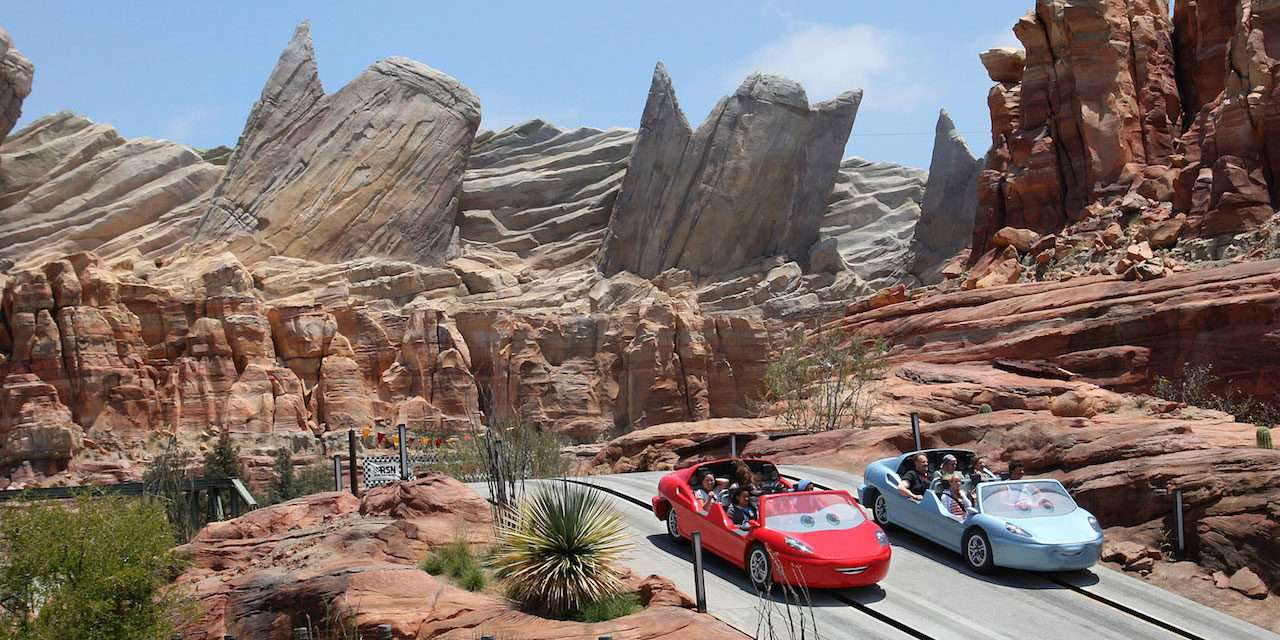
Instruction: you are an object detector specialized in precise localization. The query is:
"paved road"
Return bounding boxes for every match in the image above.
[475,467,1279,640]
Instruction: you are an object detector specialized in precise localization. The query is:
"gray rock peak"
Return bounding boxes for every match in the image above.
[195,22,481,266]
[598,63,861,279]
[908,108,982,284]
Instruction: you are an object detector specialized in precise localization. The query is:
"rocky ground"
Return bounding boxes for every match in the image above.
[4,0,1280,633]
[176,473,745,639]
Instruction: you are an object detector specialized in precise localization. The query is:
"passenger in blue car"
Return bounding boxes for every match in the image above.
[897,453,930,502]
[941,473,972,521]
[727,486,758,530]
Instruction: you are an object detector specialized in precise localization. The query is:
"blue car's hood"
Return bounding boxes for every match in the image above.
[996,510,1099,544]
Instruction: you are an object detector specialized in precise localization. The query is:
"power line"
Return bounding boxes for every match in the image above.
[851,130,989,137]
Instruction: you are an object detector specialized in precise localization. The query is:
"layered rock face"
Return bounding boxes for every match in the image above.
[834,258,1280,396]
[0,113,221,267]
[0,26,33,145]
[460,120,635,269]
[973,0,1183,258]
[598,64,862,278]
[819,157,926,290]
[194,23,480,266]
[908,110,982,284]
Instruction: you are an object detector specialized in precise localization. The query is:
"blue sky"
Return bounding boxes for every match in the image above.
[6,1,1031,170]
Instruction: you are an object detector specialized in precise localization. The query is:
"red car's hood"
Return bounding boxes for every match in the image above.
[772,524,884,559]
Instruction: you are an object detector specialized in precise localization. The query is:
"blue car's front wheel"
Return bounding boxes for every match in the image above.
[964,529,995,574]
[871,491,892,528]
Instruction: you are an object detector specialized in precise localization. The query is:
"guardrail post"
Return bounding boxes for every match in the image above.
[1173,487,1185,555]
[377,624,393,640]
[730,434,737,458]
[692,531,707,614]
[348,429,359,497]
[332,455,343,492]
[397,424,409,481]
[910,412,922,451]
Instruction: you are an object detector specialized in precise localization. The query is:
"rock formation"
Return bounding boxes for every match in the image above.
[0,26,33,146]
[0,113,222,267]
[820,157,926,290]
[461,119,635,269]
[908,110,982,284]
[598,64,862,278]
[973,0,1183,258]
[194,22,481,266]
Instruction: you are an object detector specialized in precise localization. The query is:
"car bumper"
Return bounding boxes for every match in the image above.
[773,546,892,589]
[991,535,1103,571]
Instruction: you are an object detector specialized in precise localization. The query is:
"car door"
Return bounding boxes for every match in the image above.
[917,491,965,552]
[698,502,744,564]
[882,469,928,532]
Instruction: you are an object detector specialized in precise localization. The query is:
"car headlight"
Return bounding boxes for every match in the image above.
[785,536,814,554]
[1005,522,1034,538]
[1088,516,1101,532]
[875,530,889,547]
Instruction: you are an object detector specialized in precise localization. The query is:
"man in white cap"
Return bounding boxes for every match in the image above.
[930,454,959,485]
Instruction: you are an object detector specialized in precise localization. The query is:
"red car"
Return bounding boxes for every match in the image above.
[651,458,891,591]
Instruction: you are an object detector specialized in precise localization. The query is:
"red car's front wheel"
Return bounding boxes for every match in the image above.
[747,544,772,592]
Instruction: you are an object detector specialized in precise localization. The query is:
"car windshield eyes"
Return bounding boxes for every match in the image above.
[800,515,815,528]
[826,513,840,525]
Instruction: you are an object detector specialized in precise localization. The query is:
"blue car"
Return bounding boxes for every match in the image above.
[858,449,1104,573]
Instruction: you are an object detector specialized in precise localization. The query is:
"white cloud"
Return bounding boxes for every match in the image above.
[159,106,214,144]
[728,23,934,109]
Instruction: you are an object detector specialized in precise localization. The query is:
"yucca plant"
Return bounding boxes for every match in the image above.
[488,481,631,619]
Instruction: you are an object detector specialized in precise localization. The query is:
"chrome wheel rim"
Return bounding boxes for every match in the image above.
[874,495,889,524]
[749,549,769,586]
[667,510,680,539]
[967,535,988,568]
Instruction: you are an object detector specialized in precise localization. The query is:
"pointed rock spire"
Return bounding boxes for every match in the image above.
[909,109,982,284]
[600,64,859,279]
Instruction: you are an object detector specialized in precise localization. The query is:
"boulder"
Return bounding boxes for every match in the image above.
[0,25,34,146]
[1144,216,1185,249]
[992,227,1041,253]
[1229,567,1269,599]
[807,237,848,274]
[979,47,1026,83]
[194,22,480,266]
[598,64,861,278]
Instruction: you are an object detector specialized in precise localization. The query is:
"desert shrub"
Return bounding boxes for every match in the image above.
[143,437,197,541]
[979,403,993,414]
[760,323,889,431]
[202,428,243,478]
[431,416,569,523]
[1259,426,1274,450]
[0,494,188,640]
[489,482,630,618]
[576,592,641,623]
[268,449,335,503]
[1152,363,1280,427]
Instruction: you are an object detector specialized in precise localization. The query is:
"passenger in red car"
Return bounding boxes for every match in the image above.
[727,486,758,529]
[693,470,719,514]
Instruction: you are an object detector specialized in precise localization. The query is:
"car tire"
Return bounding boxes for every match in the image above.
[963,529,996,574]
[747,543,773,593]
[666,507,685,543]
[870,490,892,528]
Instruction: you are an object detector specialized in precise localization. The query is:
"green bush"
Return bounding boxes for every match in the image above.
[268,449,338,504]
[421,540,487,592]
[576,592,641,623]
[979,403,993,414]
[489,482,630,618]
[202,428,243,479]
[0,494,188,640]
